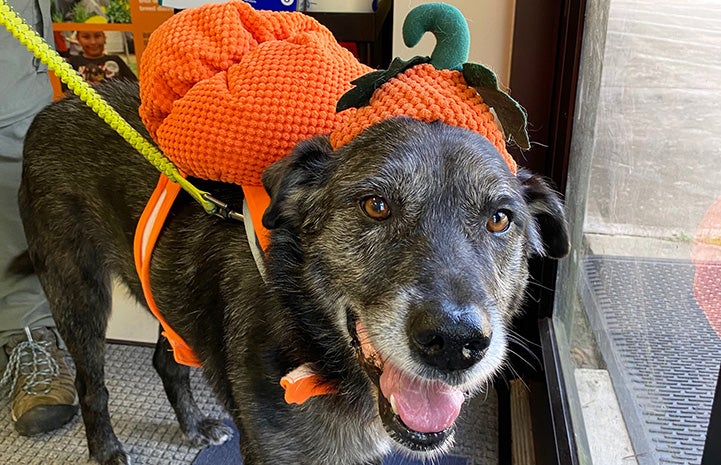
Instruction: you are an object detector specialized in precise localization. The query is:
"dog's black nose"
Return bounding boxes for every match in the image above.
[408,304,490,372]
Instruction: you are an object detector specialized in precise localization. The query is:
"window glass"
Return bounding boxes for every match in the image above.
[555,1,721,463]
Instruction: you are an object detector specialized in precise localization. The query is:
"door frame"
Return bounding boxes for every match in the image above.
[508,0,588,463]
[509,1,721,464]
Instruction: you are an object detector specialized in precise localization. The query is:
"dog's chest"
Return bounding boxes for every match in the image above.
[273,398,392,464]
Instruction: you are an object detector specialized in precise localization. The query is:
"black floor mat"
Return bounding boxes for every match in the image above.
[581,255,721,465]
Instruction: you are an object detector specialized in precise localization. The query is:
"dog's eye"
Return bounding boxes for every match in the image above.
[486,210,511,233]
[361,196,391,220]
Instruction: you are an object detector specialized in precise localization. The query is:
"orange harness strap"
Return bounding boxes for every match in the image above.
[134,174,202,367]
[134,176,334,401]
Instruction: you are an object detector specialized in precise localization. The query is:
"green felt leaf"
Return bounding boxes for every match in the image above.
[463,63,530,150]
[336,56,430,112]
[475,88,530,150]
[462,63,498,89]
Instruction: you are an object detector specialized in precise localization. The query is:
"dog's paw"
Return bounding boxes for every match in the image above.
[97,449,131,465]
[186,418,234,447]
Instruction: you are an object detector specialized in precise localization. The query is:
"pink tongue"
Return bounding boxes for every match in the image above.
[379,361,464,433]
[355,321,464,433]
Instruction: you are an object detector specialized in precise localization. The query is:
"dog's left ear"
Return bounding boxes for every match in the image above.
[261,136,334,230]
[517,169,571,259]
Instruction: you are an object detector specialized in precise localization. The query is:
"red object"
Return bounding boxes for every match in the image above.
[692,197,721,338]
[54,31,68,54]
[339,41,359,59]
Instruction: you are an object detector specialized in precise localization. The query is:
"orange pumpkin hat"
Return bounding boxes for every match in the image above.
[139,0,371,187]
[331,62,517,171]
[139,2,529,248]
[330,3,530,174]
[140,0,372,247]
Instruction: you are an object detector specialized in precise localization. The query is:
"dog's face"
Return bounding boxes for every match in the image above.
[262,117,569,454]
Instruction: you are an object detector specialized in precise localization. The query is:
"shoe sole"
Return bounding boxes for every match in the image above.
[14,404,79,436]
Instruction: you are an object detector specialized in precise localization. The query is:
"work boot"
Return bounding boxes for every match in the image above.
[1,327,78,435]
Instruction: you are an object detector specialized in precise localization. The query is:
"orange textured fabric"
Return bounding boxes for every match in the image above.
[139,0,372,188]
[330,63,517,174]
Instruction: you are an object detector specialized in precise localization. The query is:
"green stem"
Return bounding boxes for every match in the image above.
[402,3,470,71]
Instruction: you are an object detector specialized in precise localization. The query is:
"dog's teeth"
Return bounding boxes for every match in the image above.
[390,394,398,415]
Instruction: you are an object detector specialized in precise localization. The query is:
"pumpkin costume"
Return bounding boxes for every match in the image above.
[135,1,530,399]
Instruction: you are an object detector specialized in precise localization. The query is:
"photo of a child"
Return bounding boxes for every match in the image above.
[60,30,137,90]
[47,0,173,98]
[72,30,136,82]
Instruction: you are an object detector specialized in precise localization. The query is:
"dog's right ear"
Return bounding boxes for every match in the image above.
[517,169,571,259]
[261,136,334,230]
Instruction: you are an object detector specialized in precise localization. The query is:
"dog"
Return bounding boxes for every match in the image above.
[16,80,569,465]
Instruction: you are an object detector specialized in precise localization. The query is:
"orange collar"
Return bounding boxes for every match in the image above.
[280,363,337,404]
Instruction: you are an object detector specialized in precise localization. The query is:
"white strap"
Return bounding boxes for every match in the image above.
[243,200,268,282]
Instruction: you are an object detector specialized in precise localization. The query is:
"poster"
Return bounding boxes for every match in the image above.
[50,0,173,97]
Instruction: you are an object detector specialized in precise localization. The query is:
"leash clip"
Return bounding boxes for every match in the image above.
[202,193,244,222]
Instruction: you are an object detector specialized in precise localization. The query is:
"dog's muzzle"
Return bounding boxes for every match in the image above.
[347,312,465,451]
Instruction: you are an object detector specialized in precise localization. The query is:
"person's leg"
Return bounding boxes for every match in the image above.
[0,0,77,437]
[0,115,55,356]
[0,111,78,437]
[0,115,55,360]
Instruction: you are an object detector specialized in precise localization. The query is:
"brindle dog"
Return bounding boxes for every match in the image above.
[16,80,569,465]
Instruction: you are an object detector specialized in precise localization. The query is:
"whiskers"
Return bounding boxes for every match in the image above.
[507,330,540,366]
[525,273,555,294]
[498,330,542,388]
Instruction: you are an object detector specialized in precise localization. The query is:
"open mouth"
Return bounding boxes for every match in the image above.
[347,312,465,451]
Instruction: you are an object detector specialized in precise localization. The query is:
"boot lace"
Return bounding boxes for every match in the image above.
[1,327,59,396]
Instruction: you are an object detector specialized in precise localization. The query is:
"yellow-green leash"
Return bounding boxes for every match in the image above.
[0,0,226,217]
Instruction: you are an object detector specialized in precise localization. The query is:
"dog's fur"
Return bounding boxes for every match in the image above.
[17,80,569,465]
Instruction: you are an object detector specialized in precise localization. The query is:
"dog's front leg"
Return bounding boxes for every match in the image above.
[73,363,129,465]
[61,333,128,465]
[152,331,234,446]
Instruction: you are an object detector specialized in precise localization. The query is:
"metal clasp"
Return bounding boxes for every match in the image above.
[202,193,244,222]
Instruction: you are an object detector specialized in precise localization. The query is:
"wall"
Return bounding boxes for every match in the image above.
[392,0,516,87]
[107,281,157,344]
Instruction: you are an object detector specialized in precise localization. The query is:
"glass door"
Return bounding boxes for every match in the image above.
[552,0,721,464]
